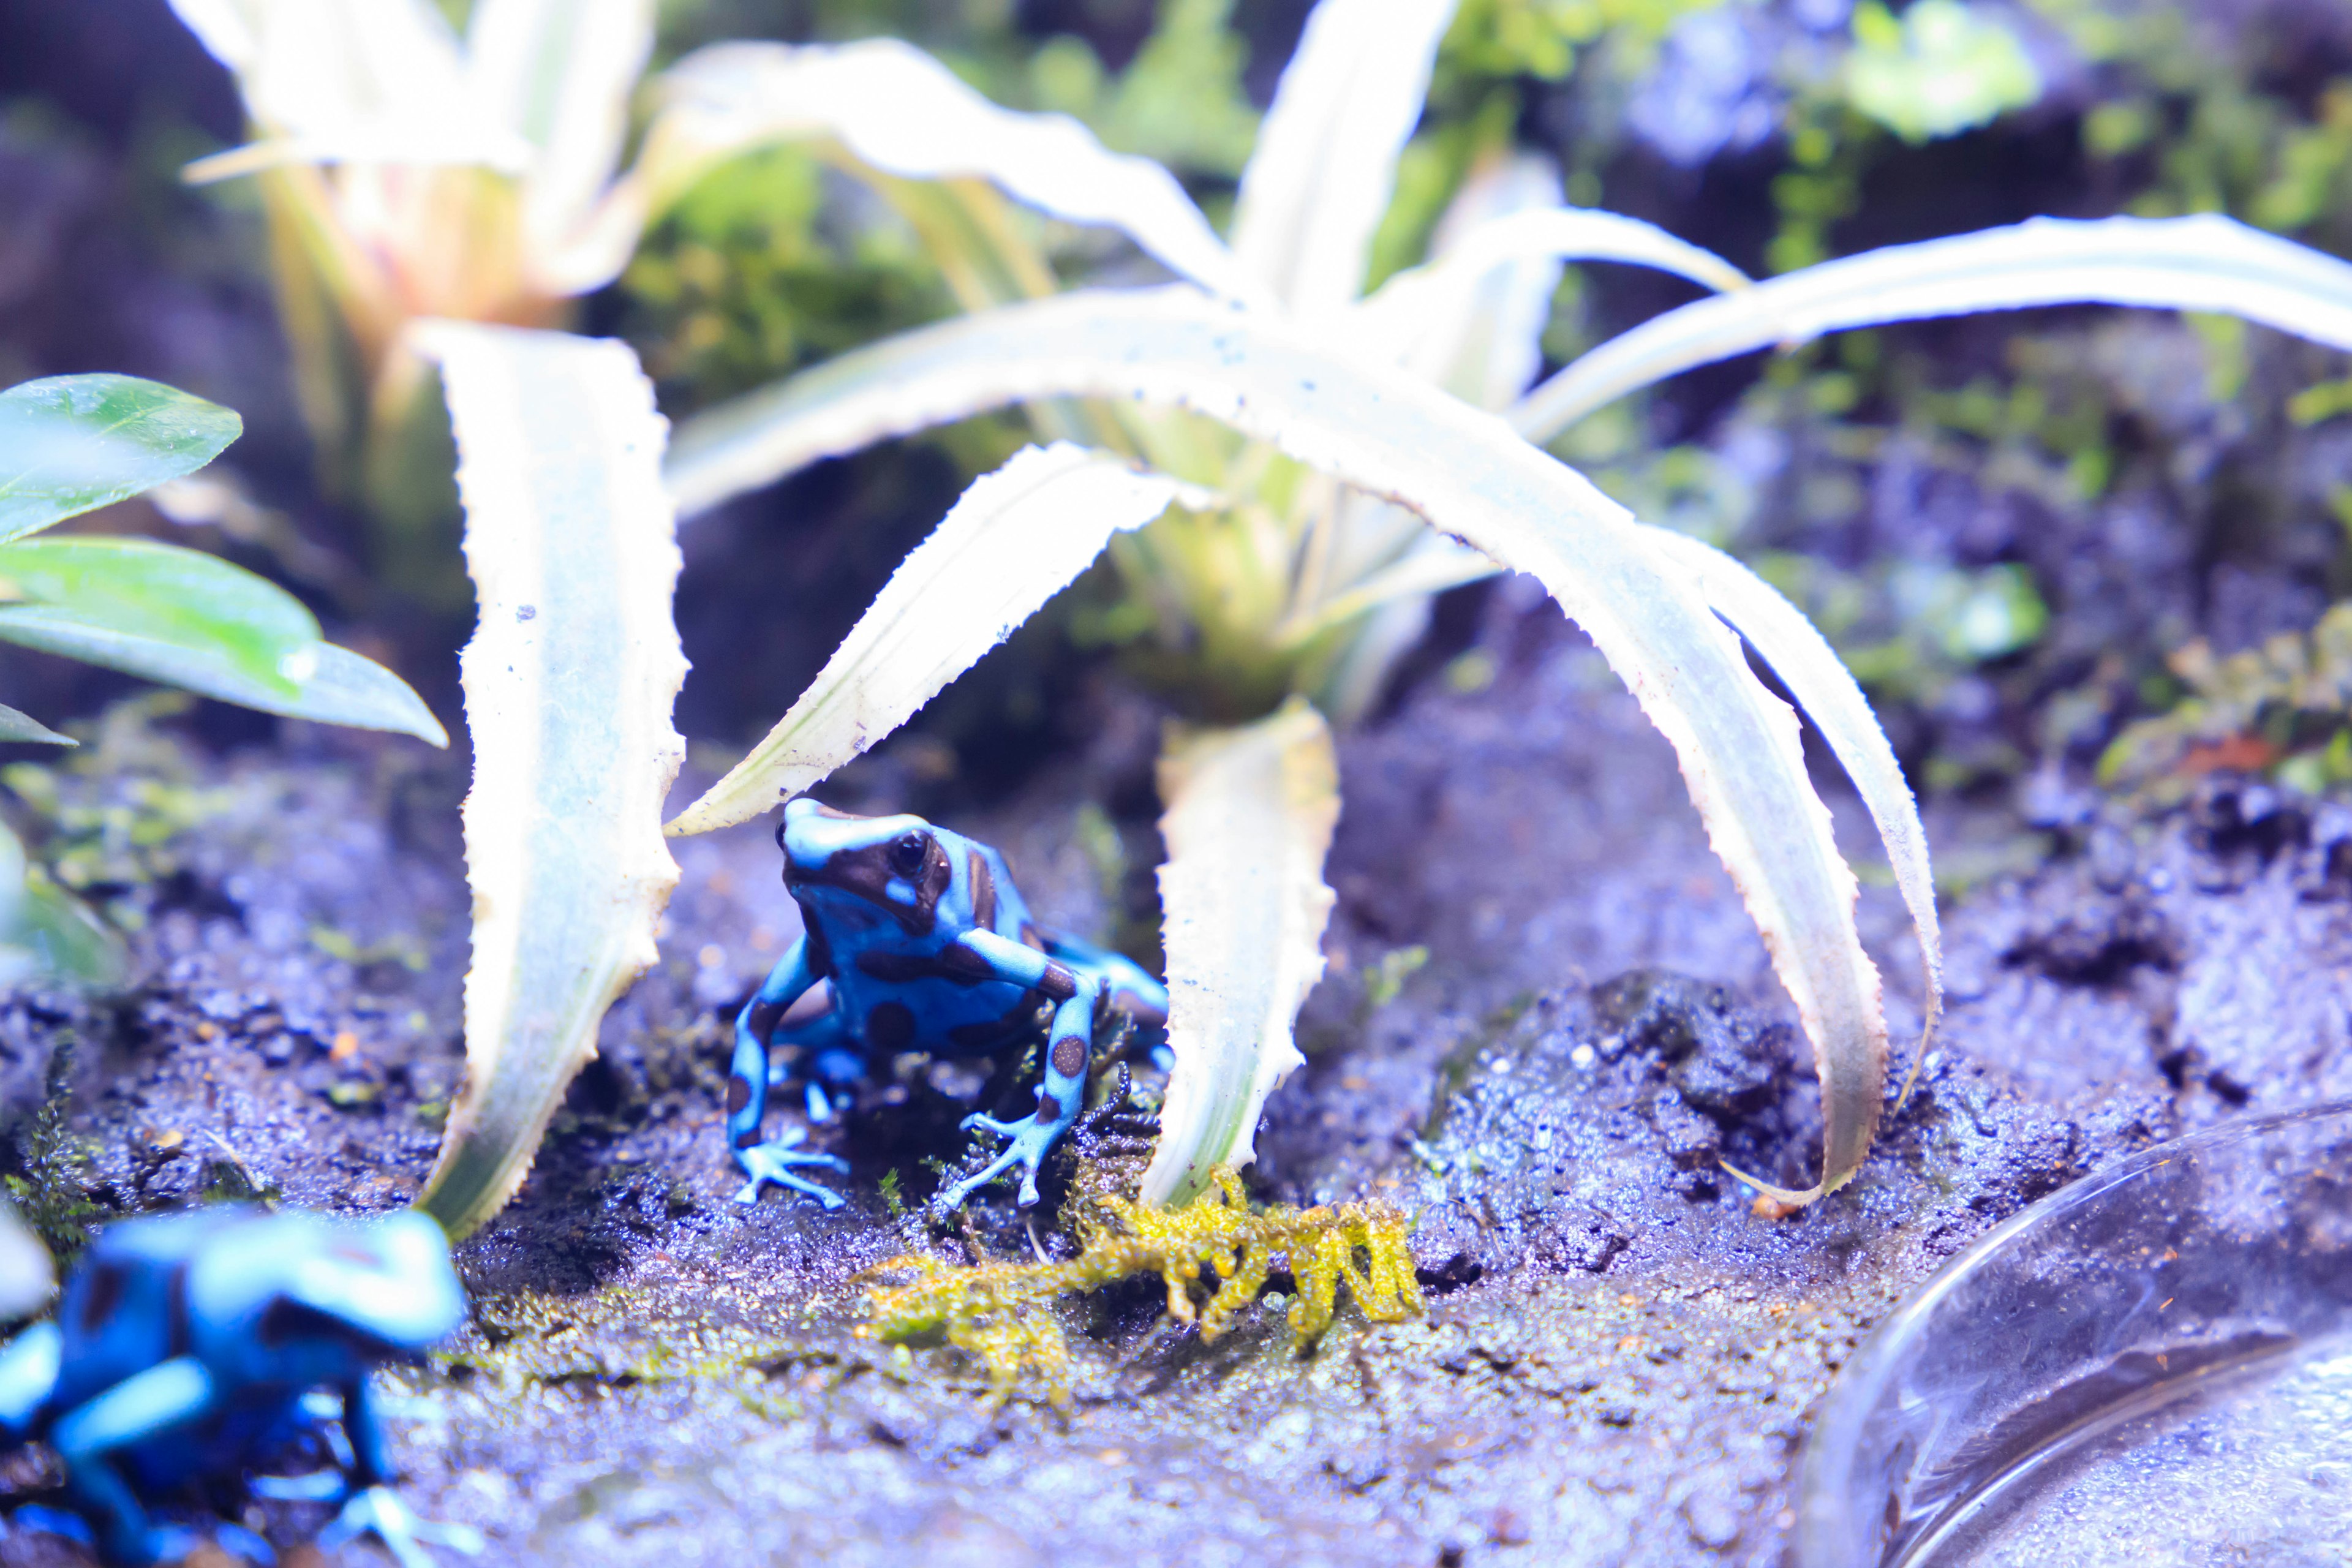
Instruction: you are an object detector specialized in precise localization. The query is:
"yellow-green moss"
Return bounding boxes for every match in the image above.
[859,1167,1424,1406]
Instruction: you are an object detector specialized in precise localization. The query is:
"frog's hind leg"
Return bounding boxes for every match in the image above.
[47,1355,214,1567]
[769,1010,866,1123]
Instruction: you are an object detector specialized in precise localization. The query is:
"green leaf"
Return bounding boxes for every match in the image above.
[0,820,127,996]
[1142,698,1339,1205]
[0,703,72,745]
[668,443,1188,835]
[0,375,243,545]
[0,606,444,744]
[1513,214,2352,442]
[412,323,686,1239]
[664,286,1901,1204]
[0,536,319,695]
[1844,0,2040,145]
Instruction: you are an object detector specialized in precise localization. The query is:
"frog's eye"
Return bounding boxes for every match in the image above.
[774,818,790,853]
[889,832,929,878]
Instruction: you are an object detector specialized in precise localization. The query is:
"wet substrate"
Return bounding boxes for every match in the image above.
[6,613,2351,1567]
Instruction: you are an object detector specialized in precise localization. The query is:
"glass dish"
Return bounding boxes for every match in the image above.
[1798,1100,2352,1566]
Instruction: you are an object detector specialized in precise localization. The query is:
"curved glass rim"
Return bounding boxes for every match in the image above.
[1795,1096,2352,1564]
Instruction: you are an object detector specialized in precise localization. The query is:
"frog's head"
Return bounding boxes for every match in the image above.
[260,1210,466,1363]
[777,796,954,936]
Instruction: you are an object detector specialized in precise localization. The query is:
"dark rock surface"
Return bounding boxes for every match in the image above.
[4,595,2350,1566]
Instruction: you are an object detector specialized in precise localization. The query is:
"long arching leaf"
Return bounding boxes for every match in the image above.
[667,444,1190,835]
[1513,213,2352,442]
[630,40,1260,304]
[1229,0,1458,316]
[1643,526,1942,1095]
[1358,203,1751,378]
[665,287,1895,1203]
[413,323,687,1238]
[1144,698,1339,1205]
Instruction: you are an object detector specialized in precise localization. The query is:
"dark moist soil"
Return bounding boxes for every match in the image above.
[7,587,2352,1567]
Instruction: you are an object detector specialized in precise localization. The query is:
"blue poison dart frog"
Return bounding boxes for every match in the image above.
[728,797,1170,1212]
[0,1206,480,1568]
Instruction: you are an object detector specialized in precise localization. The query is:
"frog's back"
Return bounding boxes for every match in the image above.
[820,827,1063,1059]
[50,1208,260,1408]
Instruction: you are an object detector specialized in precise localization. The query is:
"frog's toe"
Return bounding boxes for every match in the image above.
[732,1136,851,1209]
[252,1468,350,1502]
[319,1485,483,1568]
[213,1520,278,1565]
[957,1110,1025,1138]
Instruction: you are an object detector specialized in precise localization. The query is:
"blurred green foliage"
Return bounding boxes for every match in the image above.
[2101,603,2352,797]
[624,146,952,403]
[627,0,1261,407]
[1845,0,2039,145]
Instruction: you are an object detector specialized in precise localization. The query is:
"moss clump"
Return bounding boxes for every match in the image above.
[2101,603,2352,797]
[4,1032,104,1262]
[859,1167,1424,1406]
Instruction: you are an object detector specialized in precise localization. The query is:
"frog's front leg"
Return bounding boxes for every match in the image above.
[48,1356,214,1566]
[938,929,1100,1210]
[729,940,850,1208]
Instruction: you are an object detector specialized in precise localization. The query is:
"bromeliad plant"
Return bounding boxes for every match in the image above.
[0,374,444,987]
[660,0,2352,1212]
[168,0,2352,1231]
[163,0,1253,562]
[163,0,1268,1236]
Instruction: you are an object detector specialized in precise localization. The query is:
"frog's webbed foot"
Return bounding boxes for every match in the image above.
[317,1484,483,1568]
[733,1127,850,1209]
[942,1105,1075,1210]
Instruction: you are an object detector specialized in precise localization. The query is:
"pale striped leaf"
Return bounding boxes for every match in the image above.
[1643,525,1943,1126]
[1144,698,1338,1204]
[413,323,687,1238]
[1513,213,2352,442]
[0,704,71,746]
[667,443,1189,835]
[1392,153,1572,408]
[632,40,1259,303]
[1360,202,1751,394]
[1231,0,1458,316]
[665,286,1893,1202]
[169,0,531,179]
[0,1196,51,1320]
[466,0,657,293]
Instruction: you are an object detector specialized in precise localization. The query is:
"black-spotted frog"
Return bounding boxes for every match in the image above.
[0,1205,477,1567]
[728,797,1169,1210]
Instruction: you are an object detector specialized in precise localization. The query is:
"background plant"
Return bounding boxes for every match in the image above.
[664,0,2352,1213]
[662,0,1942,1211]
[162,0,1278,1237]
[0,372,442,989]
